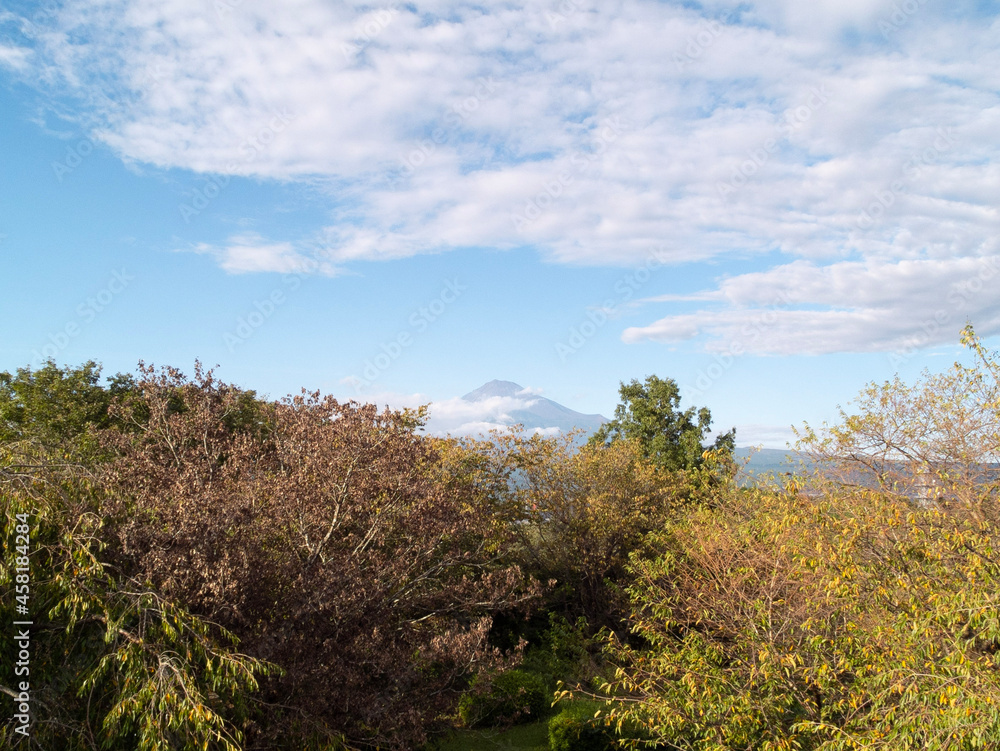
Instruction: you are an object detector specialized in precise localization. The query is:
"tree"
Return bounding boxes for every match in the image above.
[588,376,735,472]
[594,329,1000,750]
[0,360,134,459]
[510,432,682,625]
[796,323,1000,517]
[0,378,271,751]
[98,363,537,749]
[599,482,1000,751]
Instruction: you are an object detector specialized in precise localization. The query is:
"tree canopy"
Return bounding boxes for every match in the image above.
[588,375,735,471]
[7,351,1000,750]
[0,360,133,446]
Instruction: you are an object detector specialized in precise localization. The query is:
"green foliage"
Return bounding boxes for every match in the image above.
[585,331,1000,751]
[0,487,275,750]
[433,719,550,751]
[601,444,1000,748]
[548,702,616,751]
[519,615,596,691]
[0,360,133,461]
[459,669,551,728]
[588,376,734,472]
[13,349,1000,750]
[508,433,695,625]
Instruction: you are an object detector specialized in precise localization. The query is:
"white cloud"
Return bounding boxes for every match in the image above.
[424,394,543,436]
[8,0,1000,353]
[182,233,339,275]
[732,424,799,449]
[0,44,29,70]
[516,385,545,396]
[624,254,1000,354]
[341,388,560,437]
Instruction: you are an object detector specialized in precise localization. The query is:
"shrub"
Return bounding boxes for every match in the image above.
[517,614,596,691]
[548,702,616,751]
[458,669,550,728]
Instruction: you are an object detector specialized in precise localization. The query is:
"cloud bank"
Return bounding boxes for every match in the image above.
[6,0,999,353]
[342,386,559,437]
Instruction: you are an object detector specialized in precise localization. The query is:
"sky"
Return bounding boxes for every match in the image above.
[0,0,998,447]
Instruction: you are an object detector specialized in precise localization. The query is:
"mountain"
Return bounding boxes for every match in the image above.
[461,380,607,436]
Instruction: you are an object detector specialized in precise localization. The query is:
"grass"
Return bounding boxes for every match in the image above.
[433,719,550,751]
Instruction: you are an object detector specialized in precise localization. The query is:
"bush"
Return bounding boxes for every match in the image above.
[458,669,550,728]
[548,702,616,751]
[518,614,595,691]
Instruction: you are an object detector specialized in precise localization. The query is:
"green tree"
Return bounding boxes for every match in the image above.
[509,432,685,624]
[0,360,134,459]
[598,477,1000,750]
[588,376,734,472]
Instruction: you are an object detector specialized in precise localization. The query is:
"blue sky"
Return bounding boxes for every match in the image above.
[1,0,998,446]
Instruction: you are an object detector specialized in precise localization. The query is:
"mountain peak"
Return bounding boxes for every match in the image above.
[462,380,528,402]
[457,379,607,437]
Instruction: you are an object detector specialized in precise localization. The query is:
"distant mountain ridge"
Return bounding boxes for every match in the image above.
[462,380,607,436]
[455,383,807,462]
[735,447,812,475]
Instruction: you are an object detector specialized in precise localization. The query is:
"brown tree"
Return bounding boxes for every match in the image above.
[99,363,537,748]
